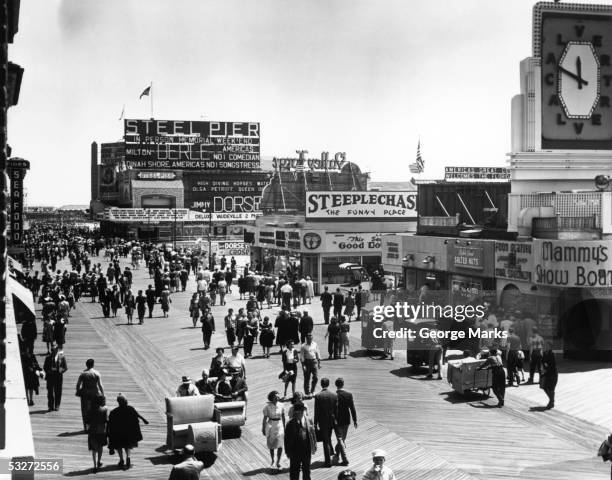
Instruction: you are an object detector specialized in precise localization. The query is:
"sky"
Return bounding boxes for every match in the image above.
[8,0,604,206]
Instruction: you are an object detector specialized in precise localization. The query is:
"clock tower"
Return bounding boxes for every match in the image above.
[509,2,612,233]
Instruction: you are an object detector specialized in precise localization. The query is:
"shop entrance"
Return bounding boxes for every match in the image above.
[561,298,612,360]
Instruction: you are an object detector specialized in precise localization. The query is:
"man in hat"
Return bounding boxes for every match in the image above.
[314,377,338,467]
[362,449,396,480]
[285,401,316,480]
[168,444,205,480]
[176,376,199,397]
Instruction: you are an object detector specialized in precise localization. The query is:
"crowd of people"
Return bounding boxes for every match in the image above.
[15,224,570,479]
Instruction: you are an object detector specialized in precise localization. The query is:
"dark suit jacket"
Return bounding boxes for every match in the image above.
[299,315,314,334]
[43,353,68,377]
[336,389,357,426]
[320,292,332,308]
[284,416,317,458]
[314,388,337,430]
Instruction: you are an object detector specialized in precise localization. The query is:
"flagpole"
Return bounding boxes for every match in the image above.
[150,81,154,118]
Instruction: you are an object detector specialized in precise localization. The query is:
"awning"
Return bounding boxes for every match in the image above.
[7,275,35,324]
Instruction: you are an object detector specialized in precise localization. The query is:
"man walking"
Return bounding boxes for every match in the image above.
[506,327,522,386]
[314,378,338,468]
[528,327,545,384]
[334,377,356,465]
[43,346,68,411]
[145,284,156,318]
[285,401,316,480]
[75,358,105,431]
[299,333,321,396]
[355,286,366,321]
[320,286,332,325]
[333,288,344,319]
[299,310,314,344]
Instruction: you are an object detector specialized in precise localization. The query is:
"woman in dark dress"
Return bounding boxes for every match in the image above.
[477,348,506,407]
[124,289,136,325]
[87,395,108,473]
[259,316,275,358]
[110,286,122,318]
[107,394,148,470]
[135,290,147,325]
[540,343,558,409]
[21,349,42,406]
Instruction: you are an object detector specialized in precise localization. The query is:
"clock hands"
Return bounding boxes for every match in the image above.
[558,57,588,88]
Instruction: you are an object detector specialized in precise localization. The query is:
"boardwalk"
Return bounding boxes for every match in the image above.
[24,255,612,479]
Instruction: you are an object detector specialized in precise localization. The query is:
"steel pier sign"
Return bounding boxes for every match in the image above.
[124,119,260,170]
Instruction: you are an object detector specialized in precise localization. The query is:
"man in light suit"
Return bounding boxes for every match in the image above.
[314,377,338,467]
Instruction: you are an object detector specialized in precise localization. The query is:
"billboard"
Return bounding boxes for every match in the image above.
[184,172,269,218]
[101,142,125,166]
[444,167,510,182]
[533,239,612,287]
[305,191,417,221]
[124,119,260,170]
[495,241,532,282]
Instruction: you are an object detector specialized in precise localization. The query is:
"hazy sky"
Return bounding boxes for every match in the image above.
[8,0,588,206]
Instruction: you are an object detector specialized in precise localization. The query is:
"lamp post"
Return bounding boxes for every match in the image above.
[173,207,177,251]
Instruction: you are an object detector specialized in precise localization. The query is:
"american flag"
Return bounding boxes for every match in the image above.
[409,140,424,173]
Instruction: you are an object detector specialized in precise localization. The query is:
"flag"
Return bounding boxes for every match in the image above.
[139,85,151,99]
[118,104,125,121]
[409,140,424,173]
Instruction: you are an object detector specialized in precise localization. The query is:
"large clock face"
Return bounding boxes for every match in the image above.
[541,12,612,149]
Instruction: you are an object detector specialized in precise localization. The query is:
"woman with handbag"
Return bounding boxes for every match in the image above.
[539,342,558,409]
[262,390,285,470]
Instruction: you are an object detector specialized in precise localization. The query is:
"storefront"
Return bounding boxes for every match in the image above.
[531,238,612,359]
[447,239,496,306]
[248,227,384,294]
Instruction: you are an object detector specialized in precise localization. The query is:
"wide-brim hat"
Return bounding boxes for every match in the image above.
[181,376,191,383]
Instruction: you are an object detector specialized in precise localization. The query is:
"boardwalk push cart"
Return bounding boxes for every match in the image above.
[447,358,492,396]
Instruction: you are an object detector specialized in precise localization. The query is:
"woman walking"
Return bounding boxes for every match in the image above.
[189,293,200,328]
[339,316,350,358]
[107,394,149,470]
[262,390,285,470]
[281,340,299,399]
[540,342,558,409]
[259,316,275,358]
[87,395,108,473]
[343,291,355,322]
[21,349,42,406]
[110,286,121,318]
[218,275,228,306]
[135,290,146,325]
[124,289,136,325]
[160,286,171,318]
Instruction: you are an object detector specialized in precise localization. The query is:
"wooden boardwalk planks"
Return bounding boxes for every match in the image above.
[24,256,612,479]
